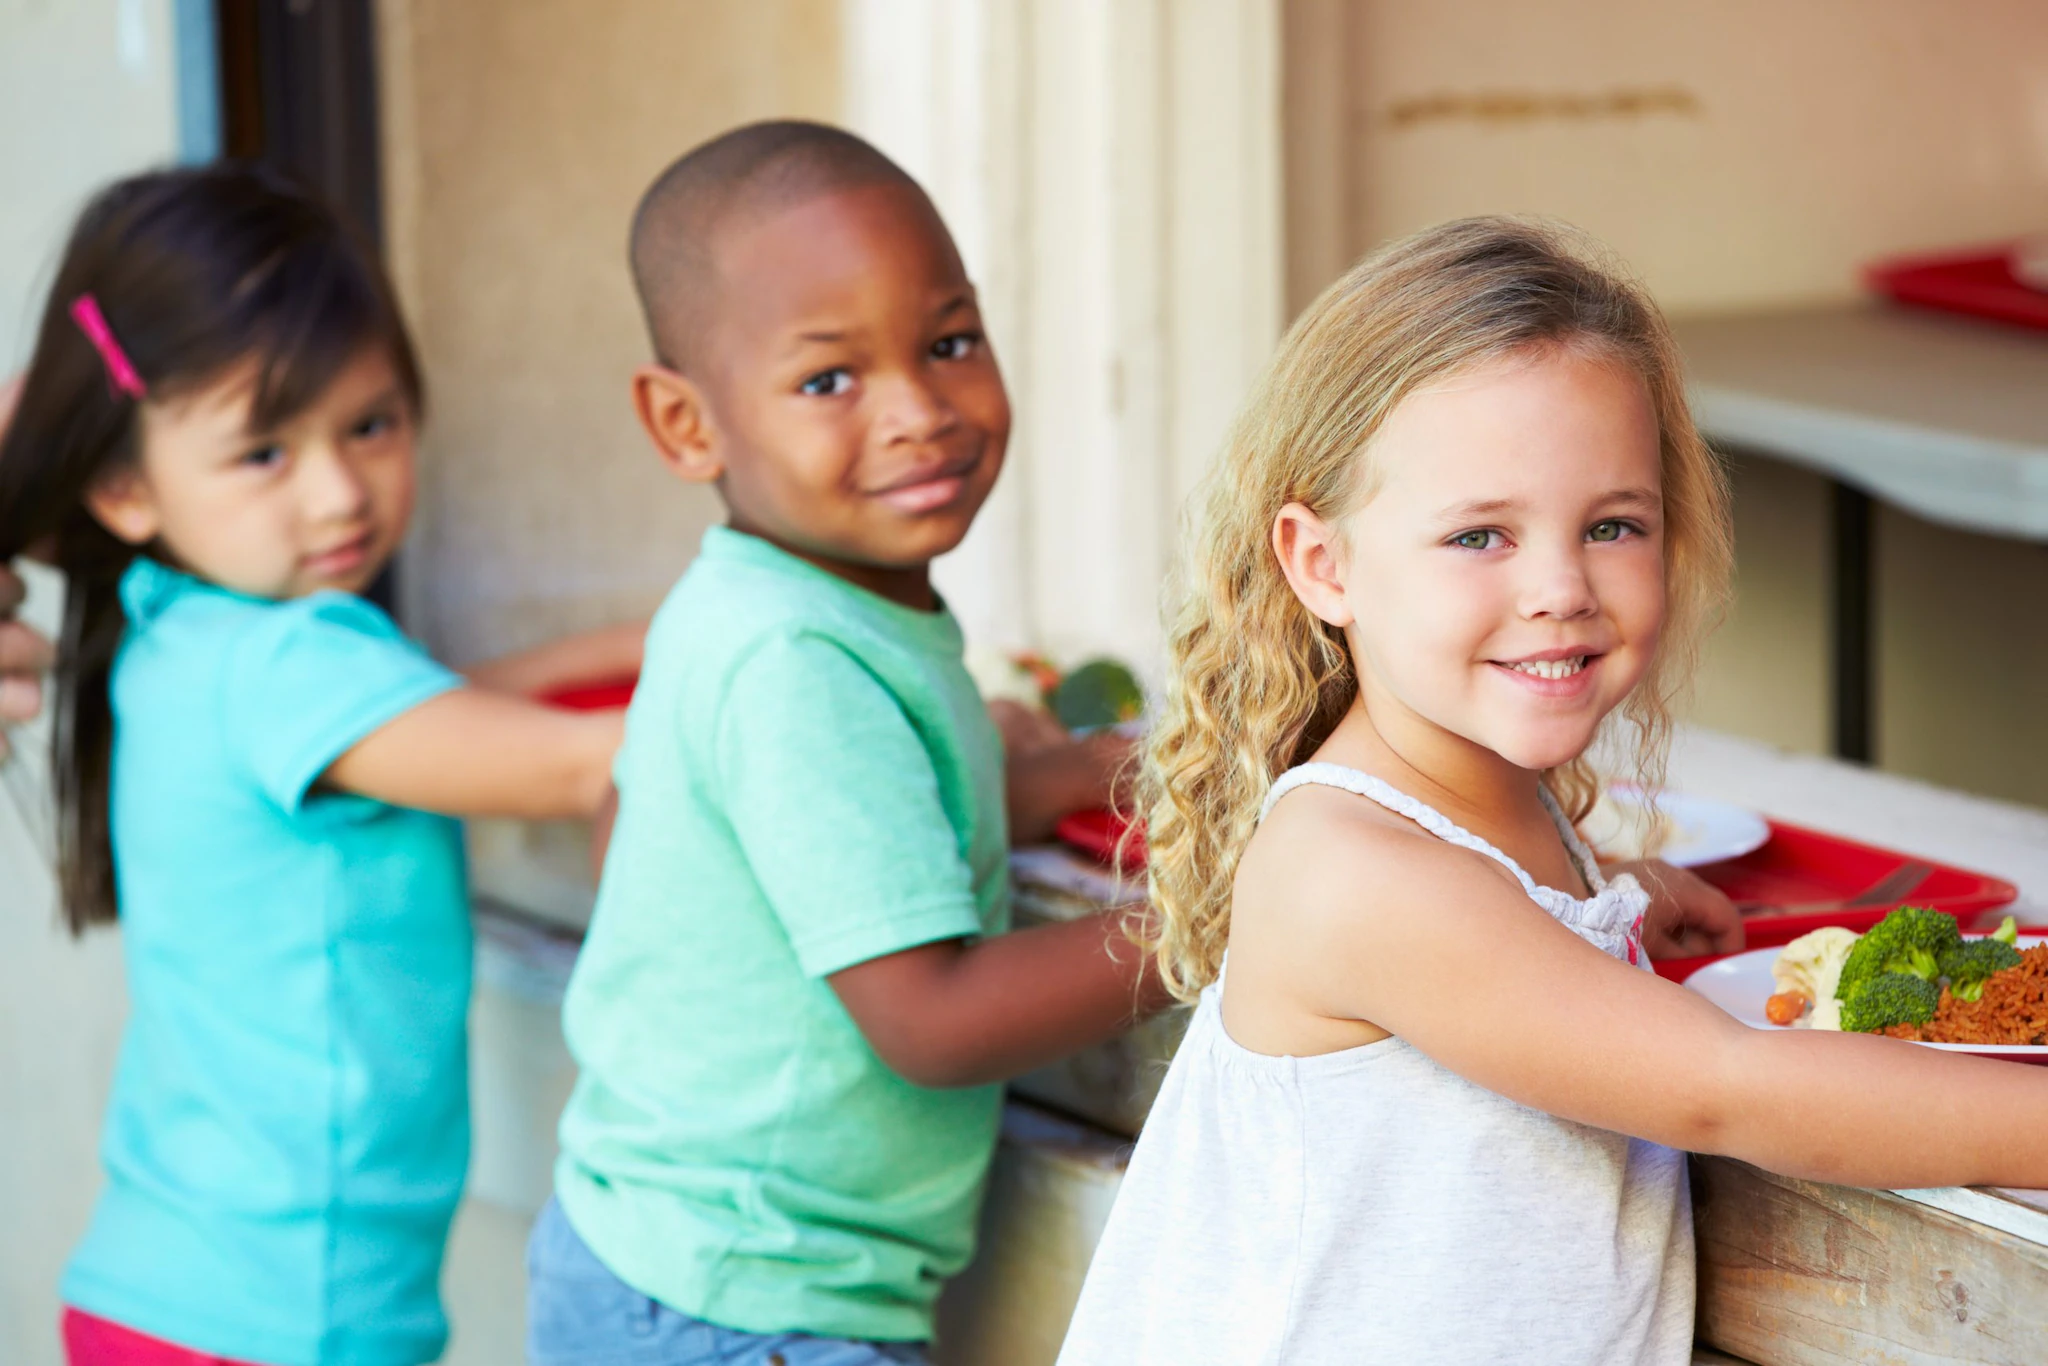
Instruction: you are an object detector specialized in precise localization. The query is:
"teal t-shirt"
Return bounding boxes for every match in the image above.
[555,527,1011,1343]
[62,559,471,1366]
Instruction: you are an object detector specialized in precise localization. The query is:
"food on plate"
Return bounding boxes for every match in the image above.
[966,649,1143,731]
[1886,942,2048,1046]
[1769,910,2043,1043]
[964,646,1060,711]
[1839,971,1942,1034]
[1049,658,1145,730]
[1579,788,1673,863]
[1764,991,1809,1026]
[1937,918,2023,1002]
[1769,925,1858,1030]
[1835,905,1961,999]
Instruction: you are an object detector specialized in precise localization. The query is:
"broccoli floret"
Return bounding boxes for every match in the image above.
[1835,907,1963,1000]
[1839,972,1942,1033]
[1992,914,2020,947]
[1939,937,2024,1002]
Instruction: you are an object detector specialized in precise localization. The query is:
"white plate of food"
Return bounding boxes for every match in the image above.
[1685,928,2048,1063]
[1582,786,1770,868]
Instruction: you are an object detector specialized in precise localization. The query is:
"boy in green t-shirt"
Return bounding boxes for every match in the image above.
[529,122,1170,1365]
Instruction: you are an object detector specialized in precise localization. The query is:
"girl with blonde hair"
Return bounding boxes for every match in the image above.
[1057,218,2048,1364]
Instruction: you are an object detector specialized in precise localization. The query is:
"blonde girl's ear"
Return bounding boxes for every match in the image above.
[84,465,162,546]
[630,363,723,485]
[1272,501,1355,628]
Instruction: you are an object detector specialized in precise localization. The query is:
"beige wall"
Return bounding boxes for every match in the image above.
[1284,0,2048,317]
[378,0,843,665]
[1283,0,2048,810]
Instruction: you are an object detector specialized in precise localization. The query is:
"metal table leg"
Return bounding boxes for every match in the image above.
[1830,481,1874,763]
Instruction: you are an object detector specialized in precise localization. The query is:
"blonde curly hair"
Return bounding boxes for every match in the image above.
[1134,216,1732,1002]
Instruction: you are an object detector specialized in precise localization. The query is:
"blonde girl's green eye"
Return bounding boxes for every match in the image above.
[1450,529,1496,551]
[1588,520,1629,543]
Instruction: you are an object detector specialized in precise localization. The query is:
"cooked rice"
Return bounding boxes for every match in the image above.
[1881,943,2048,1046]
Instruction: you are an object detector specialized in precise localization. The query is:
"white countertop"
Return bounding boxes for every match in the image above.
[1670,305,2048,540]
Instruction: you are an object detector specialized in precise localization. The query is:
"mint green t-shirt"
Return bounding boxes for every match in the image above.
[554,527,1011,1343]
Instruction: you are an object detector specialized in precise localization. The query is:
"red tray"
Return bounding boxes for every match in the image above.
[1054,809,2018,983]
[1651,819,2017,981]
[1056,808,1147,868]
[1864,243,2048,332]
[540,677,638,711]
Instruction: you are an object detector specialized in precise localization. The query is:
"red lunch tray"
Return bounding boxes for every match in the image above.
[1054,810,2019,984]
[541,677,638,711]
[1864,242,2048,332]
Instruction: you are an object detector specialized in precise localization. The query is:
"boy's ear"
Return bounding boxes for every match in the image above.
[84,466,163,547]
[1272,501,1355,628]
[631,364,723,485]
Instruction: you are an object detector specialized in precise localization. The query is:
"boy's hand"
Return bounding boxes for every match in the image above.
[828,907,1171,1089]
[1614,858,1746,959]
[1003,718,1135,845]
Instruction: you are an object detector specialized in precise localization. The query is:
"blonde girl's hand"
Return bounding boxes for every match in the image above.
[1611,858,1746,958]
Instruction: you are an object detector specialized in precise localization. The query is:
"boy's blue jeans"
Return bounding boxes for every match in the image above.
[525,1199,933,1366]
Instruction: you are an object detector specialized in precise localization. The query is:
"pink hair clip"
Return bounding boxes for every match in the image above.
[69,293,146,401]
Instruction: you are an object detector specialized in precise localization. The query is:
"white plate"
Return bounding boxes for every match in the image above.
[1583,787,1770,868]
[1684,940,2048,1063]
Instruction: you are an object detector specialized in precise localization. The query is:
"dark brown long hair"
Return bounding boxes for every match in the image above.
[0,163,423,932]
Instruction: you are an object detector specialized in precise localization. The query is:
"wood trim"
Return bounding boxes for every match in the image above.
[1693,1156,2048,1365]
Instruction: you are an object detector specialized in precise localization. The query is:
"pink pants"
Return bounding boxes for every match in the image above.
[61,1309,264,1366]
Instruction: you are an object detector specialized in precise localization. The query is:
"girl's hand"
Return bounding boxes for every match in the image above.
[463,620,648,697]
[0,376,54,764]
[1610,858,1745,959]
[0,564,53,764]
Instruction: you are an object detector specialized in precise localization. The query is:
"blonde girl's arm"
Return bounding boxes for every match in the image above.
[1245,796,2048,1192]
[322,689,624,820]
[461,620,647,697]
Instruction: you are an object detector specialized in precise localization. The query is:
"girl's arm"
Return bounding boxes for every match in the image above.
[1241,793,2048,1192]
[462,620,646,697]
[323,689,623,820]
[827,909,1174,1088]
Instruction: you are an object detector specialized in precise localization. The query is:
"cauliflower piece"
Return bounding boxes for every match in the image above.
[1772,926,1859,1031]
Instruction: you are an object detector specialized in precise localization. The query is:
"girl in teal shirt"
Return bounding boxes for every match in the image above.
[0,165,637,1366]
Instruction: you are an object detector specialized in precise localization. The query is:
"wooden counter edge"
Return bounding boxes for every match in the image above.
[1692,1155,2048,1366]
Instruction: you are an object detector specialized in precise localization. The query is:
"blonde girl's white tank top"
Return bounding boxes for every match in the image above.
[1056,763,1694,1366]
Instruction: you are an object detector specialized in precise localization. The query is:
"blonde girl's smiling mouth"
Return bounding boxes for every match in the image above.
[1487,646,1608,696]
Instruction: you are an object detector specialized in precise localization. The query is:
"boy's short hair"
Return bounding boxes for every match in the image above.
[629,120,928,370]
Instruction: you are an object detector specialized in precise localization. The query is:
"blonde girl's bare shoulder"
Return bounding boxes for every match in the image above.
[1234,780,1502,940]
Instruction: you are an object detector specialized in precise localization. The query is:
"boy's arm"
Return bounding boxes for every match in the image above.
[828,909,1174,1089]
[463,620,647,696]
